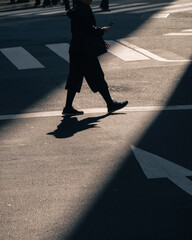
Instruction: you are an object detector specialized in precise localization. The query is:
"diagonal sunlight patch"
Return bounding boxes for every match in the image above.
[1,1,185,239]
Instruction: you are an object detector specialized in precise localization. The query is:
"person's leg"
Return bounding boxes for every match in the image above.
[100,0,109,11]
[34,0,41,6]
[62,56,84,115]
[98,87,113,106]
[84,58,128,113]
[65,89,76,108]
[63,89,84,115]
[72,0,78,7]
[43,0,51,7]
[99,86,128,113]
[63,0,70,10]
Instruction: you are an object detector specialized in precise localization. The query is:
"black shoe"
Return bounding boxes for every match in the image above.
[108,100,128,113]
[62,106,84,116]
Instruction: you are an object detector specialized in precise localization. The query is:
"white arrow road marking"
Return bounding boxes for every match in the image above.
[0,47,45,70]
[107,40,149,61]
[46,43,70,63]
[131,146,192,196]
[117,39,190,62]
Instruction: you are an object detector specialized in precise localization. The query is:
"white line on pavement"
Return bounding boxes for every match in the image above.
[132,2,192,13]
[97,2,168,14]
[117,40,190,62]
[0,47,45,70]
[0,105,192,121]
[39,9,65,15]
[46,43,70,62]
[182,29,192,32]
[107,40,149,61]
[164,33,192,36]
[163,6,192,13]
[152,13,169,18]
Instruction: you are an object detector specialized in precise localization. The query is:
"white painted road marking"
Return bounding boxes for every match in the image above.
[98,2,169,14]
[0,47,45,70]
[1,39,190,71]
[107,40,149,61]
[46,43,70,63]
[131,146,192,196]
[0,105,192,121]
[182,29,192,32]
[152,13,169,18]
[163,6,192,13]
[164,29,192,36]
[1,2,192,18]
[117,39,190,62]
[164,33,192,36]
[131,2,192,13]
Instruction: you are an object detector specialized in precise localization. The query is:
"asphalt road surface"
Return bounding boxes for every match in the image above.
[0,0,192,239]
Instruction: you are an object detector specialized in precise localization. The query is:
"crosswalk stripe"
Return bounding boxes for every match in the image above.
[46,43,70,62]
[1,2,192,17]
[117,39,190,62]
[182,29,192,32]
[152,13,170,18]
[97,2,168,14]
[132,2,192,13]
[164,33,192,36]
[102,2,149,10]
[163,6,192,13]
[1,39,190,70]
[107,40,149,61]
[39,9,65,15]
[0,47,45,70]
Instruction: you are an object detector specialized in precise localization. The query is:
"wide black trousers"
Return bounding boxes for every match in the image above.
[65,55,108,93]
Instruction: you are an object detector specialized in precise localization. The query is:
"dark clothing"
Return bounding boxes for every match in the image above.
[65,57,107,93]
[67,2,104,58]
[63,0,78,11]
[100,0,109,10]
[34,0,51,6]
[65,2,108,93]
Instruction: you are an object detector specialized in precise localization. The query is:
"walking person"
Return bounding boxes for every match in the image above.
[34,0,55,7]
[34,0,50,7]
[34,0,40,6]
[62,0,78,11]
[62,0,128,115]
[100,0,110,11]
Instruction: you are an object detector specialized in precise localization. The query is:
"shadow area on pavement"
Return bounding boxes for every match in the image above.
[47,112,125,138]
[56,64,192,240]
[0,0,175,126]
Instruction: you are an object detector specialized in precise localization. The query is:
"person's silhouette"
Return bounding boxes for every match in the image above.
[62,0,128,116]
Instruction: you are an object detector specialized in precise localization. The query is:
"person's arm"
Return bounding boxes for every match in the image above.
[79,8,110,36]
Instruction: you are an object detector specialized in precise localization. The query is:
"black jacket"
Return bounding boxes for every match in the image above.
[67,2,104,58]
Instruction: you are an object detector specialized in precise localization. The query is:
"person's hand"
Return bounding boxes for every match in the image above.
[105,41,110,49]
[102,26,111,34]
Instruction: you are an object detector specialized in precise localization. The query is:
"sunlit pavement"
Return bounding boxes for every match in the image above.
[0,0,192,239]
